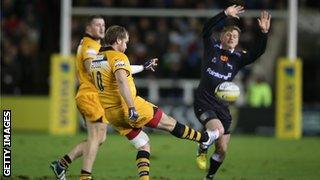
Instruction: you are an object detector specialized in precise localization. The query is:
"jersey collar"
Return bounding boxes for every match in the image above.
[84,33,101,41]
[99,46,114,52]
[219,44,235,53]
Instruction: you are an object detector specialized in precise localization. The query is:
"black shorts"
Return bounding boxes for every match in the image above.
[194,98,232,134]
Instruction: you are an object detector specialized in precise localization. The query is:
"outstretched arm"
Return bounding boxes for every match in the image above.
[130,65,144,74]
[131,58,158,74]
[242,11,271,66]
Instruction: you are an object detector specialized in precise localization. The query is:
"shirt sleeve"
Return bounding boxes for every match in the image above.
[202,11,227,42]
[240,31,268,66]
[109,52,131,76]
[202,11,227,52]
[82,41,100,61]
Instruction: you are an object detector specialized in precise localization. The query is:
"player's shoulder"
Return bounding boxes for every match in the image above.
[100,47,128,60]
[82,36,99,46]
[78,37,100,56]
[82,37,100,49]
[111,50,127,58]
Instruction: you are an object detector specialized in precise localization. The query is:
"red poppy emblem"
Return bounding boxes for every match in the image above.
[220,55,229,62]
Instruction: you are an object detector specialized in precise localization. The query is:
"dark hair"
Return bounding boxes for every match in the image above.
[104,25,128,45]
[85,15,104,26]
[221,26,241,34]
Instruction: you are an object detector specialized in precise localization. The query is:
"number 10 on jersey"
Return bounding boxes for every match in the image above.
[92,71,104,91]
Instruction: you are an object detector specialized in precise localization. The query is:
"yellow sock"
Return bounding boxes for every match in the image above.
[181,125,202,141]
[171,122,202,142]
[136,151,150,180]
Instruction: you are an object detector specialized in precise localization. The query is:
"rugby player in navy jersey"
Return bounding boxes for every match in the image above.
[194,5,271,179]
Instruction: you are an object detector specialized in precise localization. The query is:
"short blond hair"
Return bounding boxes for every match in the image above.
[104,25,128,45]
[221,26,241,35]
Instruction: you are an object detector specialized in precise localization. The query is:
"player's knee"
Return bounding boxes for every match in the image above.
[157,114,176,131]
[130,131,150,150]
[218,128,225,136]
[206,119,225,135]
[95,124,107,144]
[87,132,106,146]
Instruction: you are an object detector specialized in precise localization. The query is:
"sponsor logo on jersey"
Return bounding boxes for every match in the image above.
[91,61,102,69]
[115,60,125,68]
[91,61,109,70]
[206,68,232,80]
[95,54,105,60]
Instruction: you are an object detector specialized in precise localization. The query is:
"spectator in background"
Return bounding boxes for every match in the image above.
[247,74,272,107]
[2,0,42,94]
[156,18,170,56]
[2,0,291,95]
[163,43,183,78]
[1,40,21,94]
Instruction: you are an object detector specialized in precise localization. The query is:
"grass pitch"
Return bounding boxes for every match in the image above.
[7,132,320,179]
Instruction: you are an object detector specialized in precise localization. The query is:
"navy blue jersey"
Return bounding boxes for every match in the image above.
[196,11,268,104]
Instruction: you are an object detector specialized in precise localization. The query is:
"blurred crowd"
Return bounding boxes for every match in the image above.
[73,0,286,9]
[1,0,319,96]
[72,15,265,81]
[2,0,43,94]
[2,0,60,94]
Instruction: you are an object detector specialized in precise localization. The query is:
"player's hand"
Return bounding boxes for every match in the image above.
[143,58,158,72]
[128,107,139,121]
[258,11,271,33]
[225,5,245,19]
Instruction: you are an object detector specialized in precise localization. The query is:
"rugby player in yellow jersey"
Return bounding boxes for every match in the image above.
[90,25,217,180]
[49,15,106,180]
[50,16,158,180]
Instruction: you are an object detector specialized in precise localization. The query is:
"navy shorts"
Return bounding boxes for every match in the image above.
[194,98,232,134]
